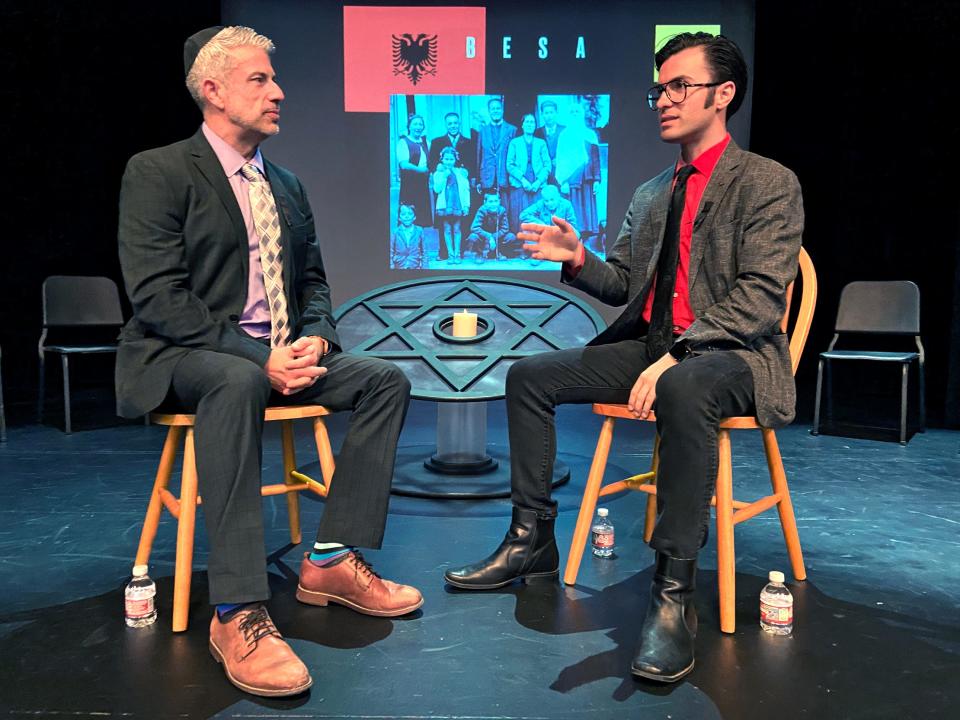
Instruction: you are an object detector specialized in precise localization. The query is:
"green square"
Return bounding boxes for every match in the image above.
[654,25,722,81]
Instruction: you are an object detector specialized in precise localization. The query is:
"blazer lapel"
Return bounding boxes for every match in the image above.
[188,131,250,282]
[644,169,674,280]
[688,141,742,291]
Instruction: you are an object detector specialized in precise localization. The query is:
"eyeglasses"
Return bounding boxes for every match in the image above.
[647,79,723,110]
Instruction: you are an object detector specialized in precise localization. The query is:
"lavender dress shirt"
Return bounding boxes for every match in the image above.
[201,123,271,339]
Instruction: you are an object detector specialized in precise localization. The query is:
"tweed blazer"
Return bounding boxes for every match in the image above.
[115,129,339,419]
[564,140,804,428]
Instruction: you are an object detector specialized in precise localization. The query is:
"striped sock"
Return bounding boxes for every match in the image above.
[309,542,351,565]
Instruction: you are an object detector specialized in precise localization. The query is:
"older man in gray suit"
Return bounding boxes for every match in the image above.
[444,33,803,683]
[117,26,422,697]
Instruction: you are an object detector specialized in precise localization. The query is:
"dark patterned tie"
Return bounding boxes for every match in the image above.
[240,163,290,348]
[646,164,697,361]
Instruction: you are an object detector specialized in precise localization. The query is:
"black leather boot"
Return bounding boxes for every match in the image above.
[631,553,698,683]
[444,507,559,589]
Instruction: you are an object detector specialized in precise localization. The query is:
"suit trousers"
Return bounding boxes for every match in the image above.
[505,340,754,559]
[168,348,411,605]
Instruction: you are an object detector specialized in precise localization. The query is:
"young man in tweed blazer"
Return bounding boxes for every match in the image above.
[444,33,803,683]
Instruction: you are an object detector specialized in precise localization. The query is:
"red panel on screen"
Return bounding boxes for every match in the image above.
[343,6,486,112]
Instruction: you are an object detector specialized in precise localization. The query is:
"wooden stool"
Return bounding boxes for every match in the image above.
[134,405,336,632]
[564,247,817,633]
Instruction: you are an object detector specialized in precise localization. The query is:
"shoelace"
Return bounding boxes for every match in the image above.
[350,550,383,588]
[237,606,282,659]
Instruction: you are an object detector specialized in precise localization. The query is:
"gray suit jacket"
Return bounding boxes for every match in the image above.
[564,140,804,428]
[115,129,339,418]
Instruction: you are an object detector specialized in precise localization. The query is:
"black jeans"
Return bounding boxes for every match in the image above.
[505,339,754,559]
[168,349,411,605]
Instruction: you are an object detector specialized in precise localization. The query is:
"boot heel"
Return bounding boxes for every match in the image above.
[522,571,559,585]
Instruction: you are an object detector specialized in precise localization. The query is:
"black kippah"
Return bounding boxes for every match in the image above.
[183,26,224,77]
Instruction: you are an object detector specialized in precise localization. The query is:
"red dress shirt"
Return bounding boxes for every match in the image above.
[567,133,731,336]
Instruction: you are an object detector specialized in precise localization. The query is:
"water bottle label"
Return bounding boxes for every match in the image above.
[760,601,792,626]
[125,597,154,619]
[592,531,614,548]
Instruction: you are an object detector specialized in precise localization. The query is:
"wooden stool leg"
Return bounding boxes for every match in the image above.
[763,429,806,581]
[642,434,661,543]
[313,416,336,491]
[564,417,615,586]
[281,420,302,545]
[172,428,199,633]
[715,428,736,634]
[135,426,182,566]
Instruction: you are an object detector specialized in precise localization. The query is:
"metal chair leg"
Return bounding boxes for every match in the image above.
[37,353,46,423]
[900,362,908,445]
[918,358,926,432]
[61,355,71,434]
[824,358,833,428]
[812,358,824,435]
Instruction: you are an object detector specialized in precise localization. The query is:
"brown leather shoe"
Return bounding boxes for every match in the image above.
[296,551,423,617]
[208,605,312,697]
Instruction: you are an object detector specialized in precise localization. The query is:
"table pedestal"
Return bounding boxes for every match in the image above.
[424,402,498,474]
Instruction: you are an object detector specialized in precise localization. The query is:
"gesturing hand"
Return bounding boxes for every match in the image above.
[627,353,678,419]
[518,215,581,262]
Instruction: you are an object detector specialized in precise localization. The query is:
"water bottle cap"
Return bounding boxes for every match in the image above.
[768,570,785,583]
[132,564,149,577]
[597,507,608,517]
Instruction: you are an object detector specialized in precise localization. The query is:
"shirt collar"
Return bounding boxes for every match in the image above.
[201,123,265,178]
[676,133,731,180]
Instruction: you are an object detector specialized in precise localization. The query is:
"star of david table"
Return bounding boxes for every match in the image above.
[332,277,606,498]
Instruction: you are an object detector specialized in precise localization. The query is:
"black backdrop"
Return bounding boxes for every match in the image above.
[4,0,959,427]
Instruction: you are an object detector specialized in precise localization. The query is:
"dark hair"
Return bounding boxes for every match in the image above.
[444,111,460,122]
[439,146,459,161]
[654,32,748,119]
[487,96,503,109]
[540,100,558,112]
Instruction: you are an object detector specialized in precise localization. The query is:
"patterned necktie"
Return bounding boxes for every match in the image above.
[240,163,290,348]
[646,164,697,361]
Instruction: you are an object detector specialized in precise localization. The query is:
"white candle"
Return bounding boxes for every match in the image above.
[452,309,478,338]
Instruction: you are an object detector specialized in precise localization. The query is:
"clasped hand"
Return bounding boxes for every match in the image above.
[266,336,328,395]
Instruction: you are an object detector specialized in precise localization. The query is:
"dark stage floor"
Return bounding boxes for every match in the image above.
[0,400,958,719]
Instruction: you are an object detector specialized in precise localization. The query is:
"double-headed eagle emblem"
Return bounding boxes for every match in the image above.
[392,33,438,85]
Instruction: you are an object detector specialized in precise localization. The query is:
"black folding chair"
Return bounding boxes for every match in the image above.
[812,280,925,444]
[37,276,124,434]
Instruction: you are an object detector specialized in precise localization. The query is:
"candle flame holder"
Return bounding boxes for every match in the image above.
[433,315,495,344]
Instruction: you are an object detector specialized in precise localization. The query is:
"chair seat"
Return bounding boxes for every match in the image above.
[151,404,333,426]
[43,344,118,354]
[592,403,761,430]
[820,350,918,362]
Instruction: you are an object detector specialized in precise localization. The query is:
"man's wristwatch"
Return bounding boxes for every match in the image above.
[668,340,694,363]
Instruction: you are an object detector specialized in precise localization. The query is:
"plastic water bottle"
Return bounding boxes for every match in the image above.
[125,564,157,628]
[591,507,615,558]
[760,570,793,635]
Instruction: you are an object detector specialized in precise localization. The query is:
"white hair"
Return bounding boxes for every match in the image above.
[185,26,275,108]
